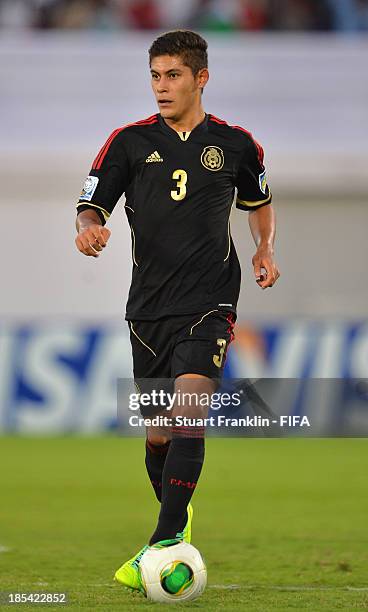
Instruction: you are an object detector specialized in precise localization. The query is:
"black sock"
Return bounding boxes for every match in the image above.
[149,436,205,545]
[145,439,171,502]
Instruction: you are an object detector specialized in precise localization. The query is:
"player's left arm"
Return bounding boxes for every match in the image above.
[234,132,280,289]
[248,204,280,289]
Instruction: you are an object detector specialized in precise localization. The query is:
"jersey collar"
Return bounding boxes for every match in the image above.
[158,113,209,141]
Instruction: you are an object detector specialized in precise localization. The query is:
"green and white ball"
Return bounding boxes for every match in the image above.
[139,541,207,603]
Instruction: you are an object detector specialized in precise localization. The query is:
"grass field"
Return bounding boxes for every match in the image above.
[0,437,367,611]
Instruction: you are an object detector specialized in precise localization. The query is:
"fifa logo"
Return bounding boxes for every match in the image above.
[201,146,224,171]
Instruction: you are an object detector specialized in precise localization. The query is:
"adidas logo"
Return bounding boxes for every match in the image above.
[146,150,163,163]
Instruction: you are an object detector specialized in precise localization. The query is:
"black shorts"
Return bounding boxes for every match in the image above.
[128,309,236,416]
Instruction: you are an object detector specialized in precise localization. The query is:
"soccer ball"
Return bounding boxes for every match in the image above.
[139,541,207,603]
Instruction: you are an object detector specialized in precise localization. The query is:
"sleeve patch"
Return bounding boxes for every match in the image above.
[80,176,99,201]
[259,170,267,195]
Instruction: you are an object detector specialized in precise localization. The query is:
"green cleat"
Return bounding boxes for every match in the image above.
[114,544,148,593]
[114,539,182,594]
[114,504,193,593]
[176,502,193,543]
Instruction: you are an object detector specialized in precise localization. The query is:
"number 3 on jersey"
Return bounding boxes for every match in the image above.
[171,169,187,201]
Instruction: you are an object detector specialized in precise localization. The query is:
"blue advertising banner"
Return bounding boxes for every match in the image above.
[0,321,367,433]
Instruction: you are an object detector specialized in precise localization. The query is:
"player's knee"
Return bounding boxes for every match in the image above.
[147,432,170,446]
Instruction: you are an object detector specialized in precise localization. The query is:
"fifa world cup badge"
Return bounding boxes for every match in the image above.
[80,175,99,201]
[259,170,267,194]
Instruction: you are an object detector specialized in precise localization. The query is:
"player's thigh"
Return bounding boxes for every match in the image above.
[129,319,173,418]
[171,310,236,382]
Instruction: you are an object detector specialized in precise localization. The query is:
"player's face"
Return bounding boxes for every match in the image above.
[150,55,208,121]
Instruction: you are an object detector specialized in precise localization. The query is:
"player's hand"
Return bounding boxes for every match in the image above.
[75,224,111,258]
[252,246,280,289]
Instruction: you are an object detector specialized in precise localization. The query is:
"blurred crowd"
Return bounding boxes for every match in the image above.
[1,0,368,32]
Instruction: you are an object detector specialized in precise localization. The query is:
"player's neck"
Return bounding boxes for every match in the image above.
[163,106,206,134]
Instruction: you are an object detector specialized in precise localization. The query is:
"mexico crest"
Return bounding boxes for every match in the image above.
[201,146,224,172]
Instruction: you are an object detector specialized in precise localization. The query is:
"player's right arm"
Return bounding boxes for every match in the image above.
[75,209,111,258]
[75,128,131,257]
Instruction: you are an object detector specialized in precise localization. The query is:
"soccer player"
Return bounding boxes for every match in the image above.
[75,30,280,593]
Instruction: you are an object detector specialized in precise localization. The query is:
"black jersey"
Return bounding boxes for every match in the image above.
[76,113,272,320]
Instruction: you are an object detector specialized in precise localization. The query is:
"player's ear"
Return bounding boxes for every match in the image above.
[197,68,209,91]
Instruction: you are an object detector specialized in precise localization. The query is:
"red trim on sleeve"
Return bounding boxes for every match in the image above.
[93,128,120,170]
[209,114,228,125]
[209,115,264,165]
[92,114,158,170]
[232,125,264,165]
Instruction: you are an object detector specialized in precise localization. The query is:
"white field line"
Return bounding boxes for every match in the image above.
[30,582,368,592]
[209,585,368,592]
[86,583,368,592]
[0,545,11,553]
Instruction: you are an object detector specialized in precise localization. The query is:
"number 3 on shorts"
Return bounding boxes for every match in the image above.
[213,338,227,368]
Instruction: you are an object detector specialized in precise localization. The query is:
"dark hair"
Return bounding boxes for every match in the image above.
[149,30,208,76]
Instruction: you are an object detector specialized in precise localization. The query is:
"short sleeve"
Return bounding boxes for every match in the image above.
[235,136,272,212]
[76,129,130,225]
